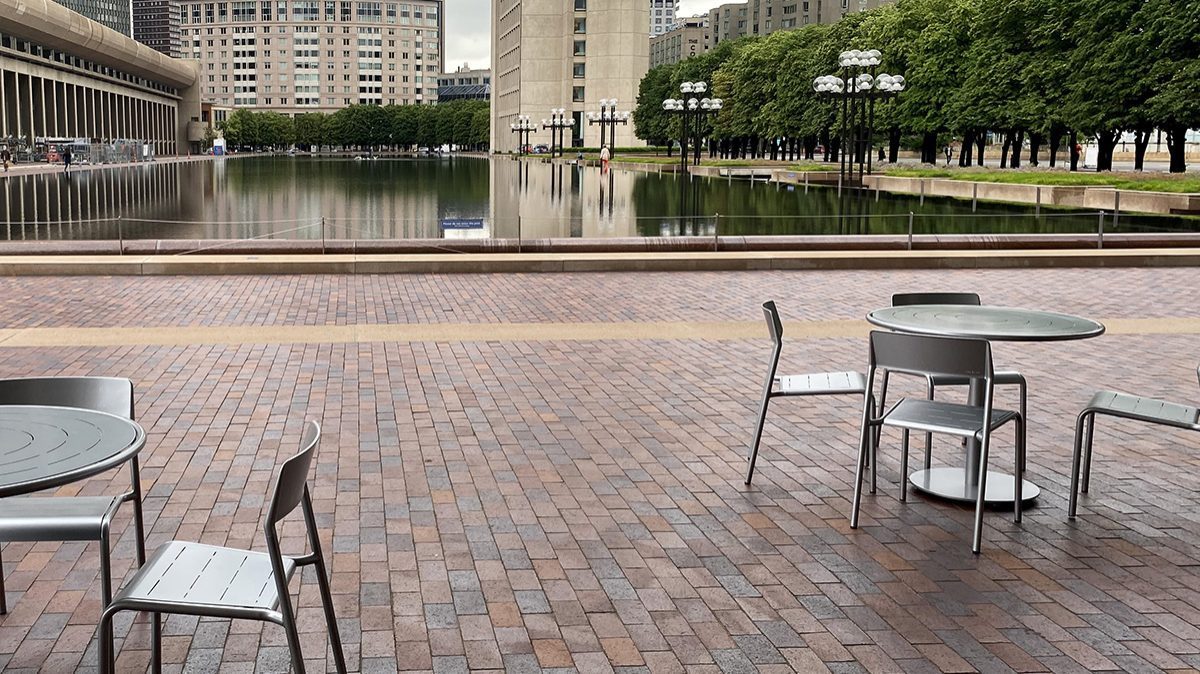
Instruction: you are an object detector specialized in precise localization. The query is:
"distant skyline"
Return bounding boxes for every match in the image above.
[447,0,738,69]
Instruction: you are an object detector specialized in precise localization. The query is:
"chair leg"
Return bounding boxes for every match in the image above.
[744,393,772,485]
[99,526,113,608]
[151,612,162,674]
[278,584,307,674]
[314,553,348,673]
[1017,378,1028,472]
[0,544,6,615]
[1068,410,1090,520]
[924,379,935,469]
[849,394,874,529]
[972,434,992,554]
[871,372,890,468]
[899,429,910,502]
[130,457,147,566]
[1081,412,1097,494]
[98,605,118,674]
[1014,417,1025,524]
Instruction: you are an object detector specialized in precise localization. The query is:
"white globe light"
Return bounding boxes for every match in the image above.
[695,81,708,93]
[681,81,694,93]
[894,75,906,86]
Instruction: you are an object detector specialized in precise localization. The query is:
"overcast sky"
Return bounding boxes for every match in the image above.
[446,0,737,70]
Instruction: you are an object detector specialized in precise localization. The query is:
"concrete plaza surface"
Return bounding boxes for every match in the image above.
[0,268,1198,673]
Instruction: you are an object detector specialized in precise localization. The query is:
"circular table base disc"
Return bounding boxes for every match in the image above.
[909,467,1040,504]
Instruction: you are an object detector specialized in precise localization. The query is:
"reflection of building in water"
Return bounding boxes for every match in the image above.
[488,157,639,239]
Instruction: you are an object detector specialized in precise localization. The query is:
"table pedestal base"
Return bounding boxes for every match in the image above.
[909,467,1040,505]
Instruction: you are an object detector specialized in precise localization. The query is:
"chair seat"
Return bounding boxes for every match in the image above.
[110,541,296,620]
[0,496,121,542]
[1085,390,1200,430]
[883,398,1019,438]
[774,371,866,396]
[929,370,1025,387]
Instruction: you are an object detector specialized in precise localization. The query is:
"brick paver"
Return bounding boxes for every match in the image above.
[0,269,1198,673]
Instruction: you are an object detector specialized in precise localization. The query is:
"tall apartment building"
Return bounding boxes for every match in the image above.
[707,2,749,47]
[751,0,894,35]
[134,0,183,57]
[53,0,133,35]
[181,0,444,113]
[649,0,676,35]
[492,0,648,151]
[649,16,707,68]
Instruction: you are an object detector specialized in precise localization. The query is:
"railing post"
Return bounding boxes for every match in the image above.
[908,211,914,251]
[1113,190,1120,231]
[713,212,719,252]
[117,215,123,255]
[1097,210,1105,249]
[321,216,326,254]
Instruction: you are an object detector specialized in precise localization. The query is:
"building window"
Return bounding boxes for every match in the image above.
[573,17,586,33]
[573,0,585,9]
[573,39,585,56]
[572,62,585,78]
[572,86,584,102]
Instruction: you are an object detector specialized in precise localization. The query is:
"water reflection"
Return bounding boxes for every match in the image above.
[0,156,1194,240]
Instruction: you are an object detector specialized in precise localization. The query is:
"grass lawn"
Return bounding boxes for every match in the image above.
[884,167,1200,193]
[595,155,837,171]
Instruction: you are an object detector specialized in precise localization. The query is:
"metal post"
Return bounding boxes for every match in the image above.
[907,211,914,250]
[1035,186,1041,218]
[972,182,978,212]
[713,212,719,252]
[116,215,123,254]
[1113,190,1120,230]
[321,216,326,254]
[1097,210,1104,249]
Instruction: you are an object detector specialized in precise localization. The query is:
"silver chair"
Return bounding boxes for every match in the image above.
[1069,366,1200,519]
[99,420,346,674]
[745,300,867,484]
[0,376,146,614]
[883,293,1028,470]
[851,331,1025,553]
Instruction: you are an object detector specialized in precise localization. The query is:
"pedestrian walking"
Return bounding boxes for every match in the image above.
[63,147,73,172]
[1,147,10,172]
[599,145,611,174]
[943,144,953,166]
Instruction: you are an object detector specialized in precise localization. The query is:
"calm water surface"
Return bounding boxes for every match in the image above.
[0,156,1193,240]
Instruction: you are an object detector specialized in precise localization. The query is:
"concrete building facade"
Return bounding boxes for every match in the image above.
[649,0,676,35]
[707,2,749,47]
[492,0,648,151]
[134,0,183,57]
[180,0,444,114]
[53,0,133,37]
[0,0,202,156]
[751,0,894,36]
[649,16,707,68]
[436,65,490,102]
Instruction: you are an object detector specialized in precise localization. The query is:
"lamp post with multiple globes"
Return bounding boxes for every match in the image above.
[541,109,574,158]
[509,115,536,156]
[661,81,723,174]
[586,99,630,154]
[813,49,905,186]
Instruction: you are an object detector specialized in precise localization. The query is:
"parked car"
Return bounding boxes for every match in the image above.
[532,144,550,155]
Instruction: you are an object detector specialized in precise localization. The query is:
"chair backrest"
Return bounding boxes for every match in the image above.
[266,420,320,526]
[761,300,784,346]
[869,330,992,380]
[892,292,981,307]
[0,376,134,420]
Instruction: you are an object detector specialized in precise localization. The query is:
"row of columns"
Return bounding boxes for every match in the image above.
[0,65,180,157]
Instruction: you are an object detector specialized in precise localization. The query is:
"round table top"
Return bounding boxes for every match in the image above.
[0,405,145,498]
[867,304,1106,342]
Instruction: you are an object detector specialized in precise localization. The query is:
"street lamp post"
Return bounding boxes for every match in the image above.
[662,81,723,174]
[541,109,574,158]
[586,99,630,154]
[813,49,904,186]
[509,115,536,155]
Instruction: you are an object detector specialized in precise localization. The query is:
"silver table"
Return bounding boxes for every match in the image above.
[867,305,1105,504]
[0,405,145,498]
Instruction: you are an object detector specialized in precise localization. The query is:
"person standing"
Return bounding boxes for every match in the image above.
[63,147,73,172]
[599,145,611,174]
[943,144,953,166]
[0,147,10,172]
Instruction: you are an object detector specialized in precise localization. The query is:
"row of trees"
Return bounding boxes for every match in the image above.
[635,0,1199,172]
[218,100,490,152]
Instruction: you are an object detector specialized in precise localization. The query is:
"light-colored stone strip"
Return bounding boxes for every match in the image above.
[0,318,1196,348]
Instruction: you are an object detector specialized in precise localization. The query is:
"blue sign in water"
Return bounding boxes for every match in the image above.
[441,218,485,229]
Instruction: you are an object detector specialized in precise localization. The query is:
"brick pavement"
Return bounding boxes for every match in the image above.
[0,269,1198,673]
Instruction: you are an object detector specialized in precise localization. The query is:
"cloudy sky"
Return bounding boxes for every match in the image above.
[446,0,734,69]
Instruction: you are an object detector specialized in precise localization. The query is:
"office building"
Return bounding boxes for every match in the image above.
[180,0,444,113]
[52,0,133,36]
[649,16,707,68]
[134,0,183,57]
[751,0,895,35]
[492,0,648,151]
[649,0,676,35]
[436,64,489,102]
[707,2,748,47]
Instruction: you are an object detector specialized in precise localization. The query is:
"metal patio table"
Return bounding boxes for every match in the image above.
[867,304,1105,504]
[0,405,145,498]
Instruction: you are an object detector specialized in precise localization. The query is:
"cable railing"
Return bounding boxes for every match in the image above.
[0,210,1195,254]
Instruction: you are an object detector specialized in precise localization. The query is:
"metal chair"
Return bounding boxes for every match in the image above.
[0,376,146,614]
[745,300,867,484]
[884,293,1028,470]
[851,331,1025,553]
[99,420,346,674]
[1069,366,1200,519]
